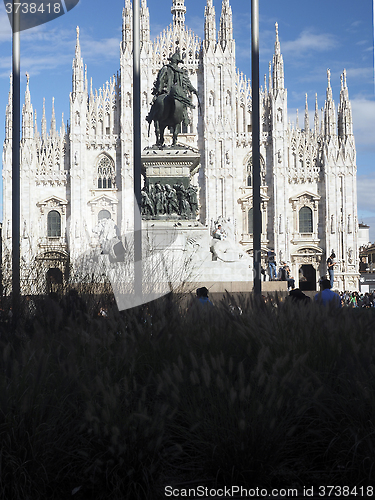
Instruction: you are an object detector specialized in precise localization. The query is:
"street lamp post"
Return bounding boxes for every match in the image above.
[133,0,142,300]
[251,0,261,295]
[12,0,21,322]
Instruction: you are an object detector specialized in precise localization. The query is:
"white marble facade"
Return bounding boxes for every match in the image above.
[2,0,359,292]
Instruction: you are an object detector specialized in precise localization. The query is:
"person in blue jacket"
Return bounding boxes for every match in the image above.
[314,278,341,308]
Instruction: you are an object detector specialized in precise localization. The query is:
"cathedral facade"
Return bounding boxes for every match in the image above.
[2,0,359,292]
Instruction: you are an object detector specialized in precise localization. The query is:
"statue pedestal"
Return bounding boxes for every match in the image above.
[142,144,200,189]
[94,145,253,309]
[93,219,254,310]
[141,144,201,220]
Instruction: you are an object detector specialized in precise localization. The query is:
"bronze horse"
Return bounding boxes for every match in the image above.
[147,84,186,147]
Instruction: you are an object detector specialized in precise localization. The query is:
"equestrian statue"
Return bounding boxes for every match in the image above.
[146,50,199,147]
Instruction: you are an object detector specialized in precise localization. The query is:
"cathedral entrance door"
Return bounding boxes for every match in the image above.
[298,264,316,291]
[46,268,63,294]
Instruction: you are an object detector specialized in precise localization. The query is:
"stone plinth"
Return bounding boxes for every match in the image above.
[142,145,200,189]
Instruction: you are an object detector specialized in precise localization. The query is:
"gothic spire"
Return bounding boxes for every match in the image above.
[204,0,216,48]
[314,93,319,136]
[41,98,47,140]
[22,72,34,140]
[72,26,84,98]
[34,110,38,137]
[272,23,284,91]
[304,94,309,132]
[218,0,233,50]
[268,61,272,92]
[122,0,132,49]
[50,97,56,136]
[338,68,353,137]
[326,68,333,101]
[24,72,31,109]
[5,75,12,141]
[140,0,150,44]
[171,0,186,29]
[324,69,336,137]
[61,112,65,136]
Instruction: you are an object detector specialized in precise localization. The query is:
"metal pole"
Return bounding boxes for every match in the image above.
[251,0,261,295]
[12,1,21,322]
[133,0,142,300]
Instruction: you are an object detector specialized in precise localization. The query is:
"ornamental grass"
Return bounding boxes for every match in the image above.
[0,292,375,498]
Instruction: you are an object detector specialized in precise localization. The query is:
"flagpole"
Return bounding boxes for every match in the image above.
[133,0,142,300]
[251,0,261,295]
[12,0,21,322]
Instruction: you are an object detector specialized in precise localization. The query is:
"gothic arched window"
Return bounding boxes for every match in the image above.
[246,155,266,186]
[247,165,252,187]
[299,206,313,233]
[47,210,61,237]
[97,155,115,189]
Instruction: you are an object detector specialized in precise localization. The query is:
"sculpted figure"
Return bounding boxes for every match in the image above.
[154,182,166,214]
[187,185,198,216]
[141,187,155,216]
[211,218,250,262]
[146,50,198,147]
[174,183,190,217]
[92,218,125,262]
[165,184,179,214]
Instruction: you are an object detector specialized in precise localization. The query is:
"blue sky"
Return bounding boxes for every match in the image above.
[1,0,374,239]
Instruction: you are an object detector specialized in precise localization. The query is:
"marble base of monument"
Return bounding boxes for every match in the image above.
[142,144,200,189]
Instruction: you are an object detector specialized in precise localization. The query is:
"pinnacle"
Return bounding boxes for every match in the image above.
[274,22,281,57]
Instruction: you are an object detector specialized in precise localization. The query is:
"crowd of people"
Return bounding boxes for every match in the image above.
[339,290,375,308]
[261,252,295,290]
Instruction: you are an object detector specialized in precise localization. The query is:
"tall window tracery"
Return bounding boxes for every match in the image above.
[246,155,266,186]
[97,155,115,189]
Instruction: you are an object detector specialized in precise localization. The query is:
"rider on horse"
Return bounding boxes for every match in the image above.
[146,50,198,146]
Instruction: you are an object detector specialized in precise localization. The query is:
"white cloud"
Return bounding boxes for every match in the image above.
[345,67,373,83]
[351,98,375,150]
[281,30,338,57]
[0,8,12,43]
[0,56,11,71]
[0,21,120,79]
[80,36,120,64]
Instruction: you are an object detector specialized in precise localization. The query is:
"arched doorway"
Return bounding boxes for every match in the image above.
[98,209,111,221]
[46,268,63,294]
[35,251,69,295]
[291,247,323,292]
[298,264,316,291]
